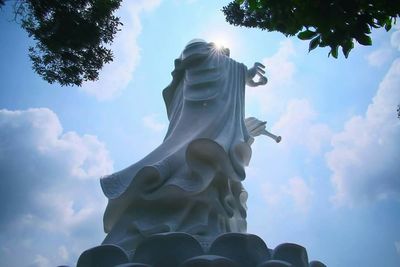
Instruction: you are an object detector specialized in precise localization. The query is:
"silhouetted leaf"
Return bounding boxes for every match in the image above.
[248,0,257,10]
[329,45,339,59]
[355,34,372,46]
[222,0,399,58]
[342,41,354,58]
[15,0,122,86]
[309,36,320,52]
[385,18,392,31]
[298,30,318,40]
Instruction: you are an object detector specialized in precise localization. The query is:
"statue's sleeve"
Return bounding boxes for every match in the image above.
[162,42,211,120]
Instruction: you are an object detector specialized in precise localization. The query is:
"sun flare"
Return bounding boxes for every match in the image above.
[202,26,241,55]
[213,39,228,50]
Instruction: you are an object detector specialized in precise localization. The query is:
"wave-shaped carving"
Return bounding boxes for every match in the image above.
[101,139,250,257]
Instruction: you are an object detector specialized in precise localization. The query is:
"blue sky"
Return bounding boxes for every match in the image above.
[0,1,399,266]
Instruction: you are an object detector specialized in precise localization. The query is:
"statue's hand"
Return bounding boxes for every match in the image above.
[246,62,268,87]
[247,62,265,79]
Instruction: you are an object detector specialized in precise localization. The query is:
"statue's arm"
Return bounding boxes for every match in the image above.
[246,62,268,87]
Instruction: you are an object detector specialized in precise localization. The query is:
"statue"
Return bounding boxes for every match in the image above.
[99,39,277,257]
[75,39,328,267]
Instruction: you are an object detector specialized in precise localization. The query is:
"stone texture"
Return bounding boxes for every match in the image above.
[131,232,203,267]
[309,261,327,267]
[272,243,309,267]
[257,260,293,267]
[77,244,129,267]
[74,233,326,267]
[208,233,271,267]
[114,264,152,267]
[180,255,238,267]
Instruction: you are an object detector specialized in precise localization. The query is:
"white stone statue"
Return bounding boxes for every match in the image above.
[100,39,278,257]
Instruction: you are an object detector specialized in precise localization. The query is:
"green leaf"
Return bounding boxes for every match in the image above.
[308,36,321,52]
[385,17,392,31]
[235,0,245,4]
[342,41,354,58]
[248,0,257,10]
[355,34,372,46]
[329,45,339,59]
[297,30,318,40]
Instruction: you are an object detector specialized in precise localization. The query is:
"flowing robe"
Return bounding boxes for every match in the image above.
[100,41,252,255]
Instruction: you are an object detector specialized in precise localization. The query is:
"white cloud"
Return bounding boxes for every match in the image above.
[326,58,400,206]
[247,40,296,114]
[0,108,113,185]
[366,48,392,67]
[81,0,162,100]
[263,40,296,90]
[174,0,198,4]
[395,241,400,255]
[0,108,113,266]
[272,99,332,154]
[261,182,282,207]
[391,28,400,51]
[142,113,167,132]
[58,246,69,261]
[366,28,400,67]
[32,192,102,234]
[284,177,314,213]
[262,176,313,214]
[32,255,50,267]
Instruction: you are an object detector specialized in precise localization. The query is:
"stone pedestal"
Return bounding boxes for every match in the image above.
[75,232,326,267]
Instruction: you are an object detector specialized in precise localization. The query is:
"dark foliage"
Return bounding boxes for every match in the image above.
[16,0,122,86]
[223,0,400,58]
[397,105,400,119]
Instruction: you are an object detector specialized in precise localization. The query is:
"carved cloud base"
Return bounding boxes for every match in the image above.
[73,232,326,267]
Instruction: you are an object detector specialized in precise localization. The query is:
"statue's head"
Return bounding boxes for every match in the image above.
[187,38,206,46]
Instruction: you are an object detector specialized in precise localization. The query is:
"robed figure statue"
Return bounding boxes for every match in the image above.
[100,39,269,257]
